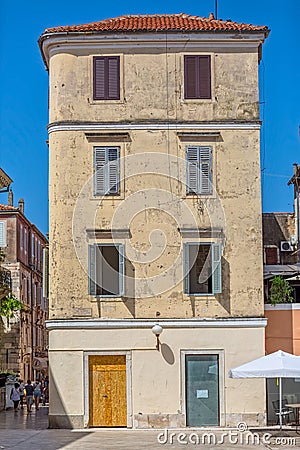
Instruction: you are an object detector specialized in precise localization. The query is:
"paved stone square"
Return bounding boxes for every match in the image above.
[1,407,300,449]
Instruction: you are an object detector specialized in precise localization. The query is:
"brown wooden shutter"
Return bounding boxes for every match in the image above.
[184,56,197,99]
[94,57,105,100]
[108,57,120,100]
[184,55,211,99]
[199,56,211,99]
[93,56,120,100]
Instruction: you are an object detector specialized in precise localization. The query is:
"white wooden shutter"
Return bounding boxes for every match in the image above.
[212,243,222,294]
[186,146,199,194]
[94,147,107,195]
[0,222,5,246]
[88,244,97,295]
[108,147,119,194]
[199,146,212,195]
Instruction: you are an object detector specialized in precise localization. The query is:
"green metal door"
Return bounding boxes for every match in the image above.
[186,354,219,426]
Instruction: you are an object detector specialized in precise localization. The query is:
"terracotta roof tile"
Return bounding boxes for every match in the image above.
[0,204,18,211]
[43,13,269,35]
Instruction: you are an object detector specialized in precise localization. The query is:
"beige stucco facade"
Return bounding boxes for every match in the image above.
[40,22,268,429]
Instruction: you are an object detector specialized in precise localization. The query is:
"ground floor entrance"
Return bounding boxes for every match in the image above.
[185,354,219,426]
[88,355,127,427]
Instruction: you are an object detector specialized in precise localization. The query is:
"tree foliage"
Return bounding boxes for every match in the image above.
[269,276,294,305]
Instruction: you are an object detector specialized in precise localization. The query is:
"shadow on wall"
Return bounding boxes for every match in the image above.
[48,366,79,430]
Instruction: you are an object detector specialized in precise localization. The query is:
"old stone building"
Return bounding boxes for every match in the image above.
[39,13,269,428]
[0,199,48,380]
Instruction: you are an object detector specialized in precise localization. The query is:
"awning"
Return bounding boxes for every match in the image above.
[32,357,48,370]
[264,264,300,280]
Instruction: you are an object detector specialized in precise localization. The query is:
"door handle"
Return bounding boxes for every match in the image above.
[102,395,108,398]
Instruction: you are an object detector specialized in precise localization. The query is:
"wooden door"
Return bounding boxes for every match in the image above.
[89,355,127,427]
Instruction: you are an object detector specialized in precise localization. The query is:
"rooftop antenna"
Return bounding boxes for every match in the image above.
[215,0,218,19]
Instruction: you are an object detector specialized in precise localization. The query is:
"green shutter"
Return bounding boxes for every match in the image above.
[212,243,222,294]
[88,244,97,295]
[183,243,190,294]
[119,244,125,296]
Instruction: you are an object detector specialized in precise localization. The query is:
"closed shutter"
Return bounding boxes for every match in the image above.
[108,147,119,194]
[184,56,197,99]
[184,55,211,99]
[199,56,211,99]
[186,146,212,194]
[93,57,105,100]
[186,146,199,193]
[199,147,212,195]
[94,146,120,195]
[93,56,120,100]
[88,244,97,295]
[0,222,5,246]
[94,147,107,195]
[212,243,222,294]
[108,57,120,100]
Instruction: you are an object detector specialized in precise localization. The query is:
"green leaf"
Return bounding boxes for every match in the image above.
[269,276,294,305]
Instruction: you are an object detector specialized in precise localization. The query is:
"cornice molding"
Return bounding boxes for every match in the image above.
[41,31,267,67]
[46,317,267,330]
[48,121,261,134]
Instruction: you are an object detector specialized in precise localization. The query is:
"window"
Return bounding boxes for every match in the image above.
[88,244,124,297]
[94,146,120,195]
[93,56,120,100]
[184,243,222,295]
[264,246,279,265]
[186,146,212,195]
[0,221,6,246]
[20,224,23,249]
[184,55,211,99]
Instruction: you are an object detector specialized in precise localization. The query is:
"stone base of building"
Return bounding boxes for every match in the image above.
[134,413,185,428]
[48,414,84,429]
[225,413,266,427]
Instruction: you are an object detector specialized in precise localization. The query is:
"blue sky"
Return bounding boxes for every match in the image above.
[0,0,299,235]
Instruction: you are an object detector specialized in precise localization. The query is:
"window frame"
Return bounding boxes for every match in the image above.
[183,242,222,296]
[184,55,212,100]
[93,56,121,101]
[93,146,120,196]
[88,243,125,298]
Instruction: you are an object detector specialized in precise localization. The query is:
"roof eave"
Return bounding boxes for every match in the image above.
[39,28,269,70]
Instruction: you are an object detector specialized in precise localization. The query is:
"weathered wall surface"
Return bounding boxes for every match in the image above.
[48,324,265,428]
[49,48,259,124]
[49,125,263,319]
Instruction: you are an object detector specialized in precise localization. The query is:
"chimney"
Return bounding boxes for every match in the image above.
[208,12,215,20]
[18,198,24,214]
[8,189,13,206]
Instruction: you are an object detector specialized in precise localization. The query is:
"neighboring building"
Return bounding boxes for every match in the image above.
[0,199,48,380]
[39,13,269,428]
[263,164,300,423]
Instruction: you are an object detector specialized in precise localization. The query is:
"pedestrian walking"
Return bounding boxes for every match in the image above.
[18,380,25,409]
[10,383,20,411]
[33,380,42,410]
[25,380,34,412]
